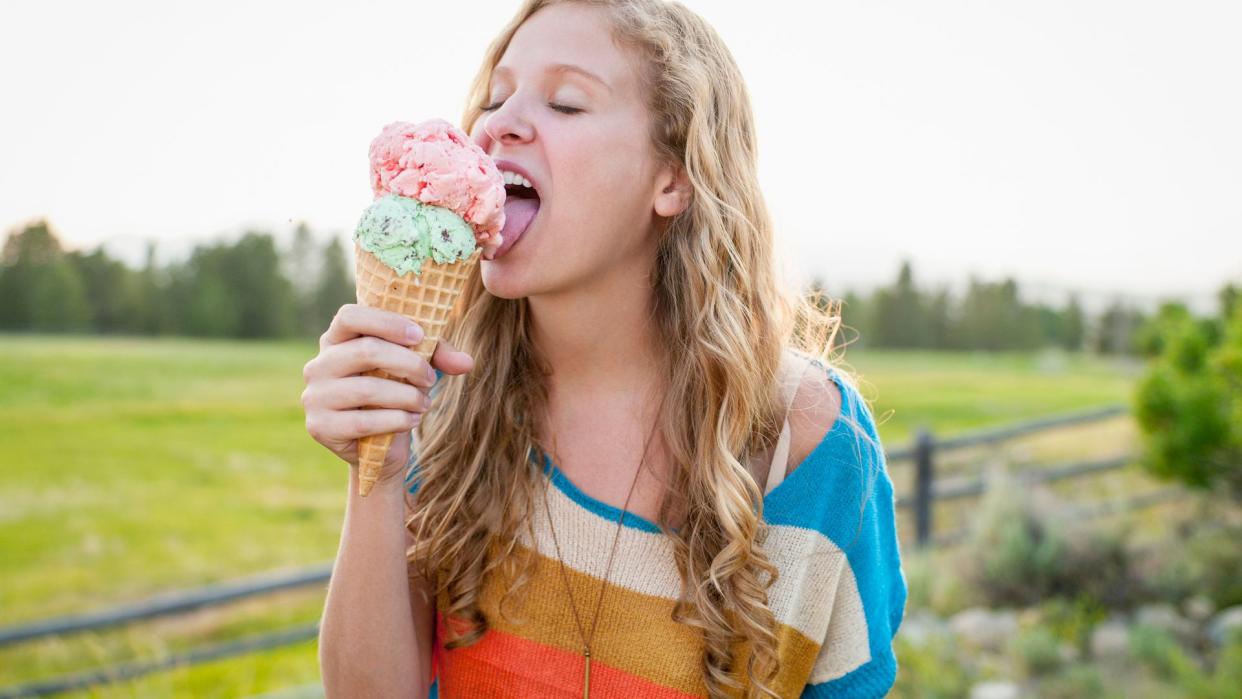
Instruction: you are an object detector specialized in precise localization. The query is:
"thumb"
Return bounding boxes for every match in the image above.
[430,339,475,375]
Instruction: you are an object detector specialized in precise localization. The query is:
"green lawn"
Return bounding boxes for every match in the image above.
[0,335,1143,697]
[833,347,1140,444]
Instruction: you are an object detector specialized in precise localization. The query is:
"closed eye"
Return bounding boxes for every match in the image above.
[479,100,583,115]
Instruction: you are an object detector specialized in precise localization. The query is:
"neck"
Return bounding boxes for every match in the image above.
[528,259,665,400]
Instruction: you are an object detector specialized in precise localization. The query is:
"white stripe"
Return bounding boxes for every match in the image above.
[807,561,871,682]
[522,480,857,643]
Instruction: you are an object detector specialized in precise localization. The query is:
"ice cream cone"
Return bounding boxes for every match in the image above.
[353,240,480,496]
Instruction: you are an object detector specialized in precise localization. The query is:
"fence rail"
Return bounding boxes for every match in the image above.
[0,624,320,699]
[898,404,1161,548]
[1,402,1180,698]
[0,565,331,647]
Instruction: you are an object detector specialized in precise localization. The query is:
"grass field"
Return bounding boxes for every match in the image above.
[0,334,1147,697]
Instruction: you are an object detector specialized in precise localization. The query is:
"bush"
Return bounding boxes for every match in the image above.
[1134,301,1242,500]
[892,634,973,699]
[1039,596,1109,653]
[1127,623,1242,698]
[1062,522,1142,609]
[1130,623,1202,684]
[1141,517,1242,611]
[961,468,1068,606]
[960,468,1141,608]
[902,548,972,617]
[1010,625,1064,677]
[1035,663,1109,699]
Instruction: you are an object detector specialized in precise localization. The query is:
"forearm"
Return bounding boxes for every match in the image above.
[319,470,425,699]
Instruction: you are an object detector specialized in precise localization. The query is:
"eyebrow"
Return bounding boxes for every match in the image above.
[493,63,612,94]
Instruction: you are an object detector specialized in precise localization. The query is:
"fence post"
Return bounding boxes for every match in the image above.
[914,427,935,548]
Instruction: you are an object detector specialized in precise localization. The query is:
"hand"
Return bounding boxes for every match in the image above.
[301,303,475,488]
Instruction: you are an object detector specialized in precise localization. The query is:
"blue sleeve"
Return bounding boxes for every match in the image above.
[404,368,444,496]
[801,385,907,698]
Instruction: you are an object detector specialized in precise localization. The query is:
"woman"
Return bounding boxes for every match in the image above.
[305,1,906,697]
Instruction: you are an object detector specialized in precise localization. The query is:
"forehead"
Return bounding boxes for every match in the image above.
[492,3,638,96]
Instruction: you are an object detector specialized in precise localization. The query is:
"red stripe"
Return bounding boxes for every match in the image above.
[433,611,701,698]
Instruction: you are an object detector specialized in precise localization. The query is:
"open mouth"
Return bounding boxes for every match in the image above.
[494,182,541,258]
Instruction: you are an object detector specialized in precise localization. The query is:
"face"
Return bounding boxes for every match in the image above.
[472,2,689,298]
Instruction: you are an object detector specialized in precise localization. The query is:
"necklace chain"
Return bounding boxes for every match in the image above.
[539,392,667,699]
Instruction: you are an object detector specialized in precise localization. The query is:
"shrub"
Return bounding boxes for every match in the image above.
[1010,625,1064,677]
[1035,663,1109,699]
[961,467,1068,606]
[1125,623,1242,698]
[960,468,1140,608]
[892,634,973,699]
[1140,517,1242,611]
[1038,596,1109,655]
[1134,302,1242,501]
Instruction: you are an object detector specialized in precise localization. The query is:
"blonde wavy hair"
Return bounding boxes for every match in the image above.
[405,1,875,696]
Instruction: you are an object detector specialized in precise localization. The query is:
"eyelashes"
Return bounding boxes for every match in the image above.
[479,100,583,115]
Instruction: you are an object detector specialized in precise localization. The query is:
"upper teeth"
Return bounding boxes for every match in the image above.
[502,170,534,190]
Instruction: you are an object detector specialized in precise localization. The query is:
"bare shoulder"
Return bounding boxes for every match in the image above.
[783,352,843,477]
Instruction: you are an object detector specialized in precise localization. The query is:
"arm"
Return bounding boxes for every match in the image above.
[303,304,465,698]
[318,468,429,699]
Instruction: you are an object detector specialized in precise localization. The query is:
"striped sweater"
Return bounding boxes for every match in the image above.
[406,359,906,698]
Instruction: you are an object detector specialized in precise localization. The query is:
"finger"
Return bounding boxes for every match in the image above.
[334,408,420,440]
[312,336,438,388]
[430,339,475,376]
[314,376,431,413]
[320,304,424,350]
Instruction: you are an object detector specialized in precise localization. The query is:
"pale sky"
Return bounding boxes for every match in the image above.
[2,0,1239,314]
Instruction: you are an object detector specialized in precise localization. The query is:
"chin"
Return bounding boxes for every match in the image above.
[480,258,536,300]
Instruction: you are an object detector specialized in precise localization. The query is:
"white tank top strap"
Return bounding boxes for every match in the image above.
[765,419,793,495]
[765,353,813,495]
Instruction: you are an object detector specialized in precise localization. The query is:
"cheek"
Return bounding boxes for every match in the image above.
[554,135,651,225]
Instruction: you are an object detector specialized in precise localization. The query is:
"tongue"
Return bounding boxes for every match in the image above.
[495,198,540,257]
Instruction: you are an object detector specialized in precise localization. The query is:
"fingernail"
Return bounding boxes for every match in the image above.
[406,325,423,343]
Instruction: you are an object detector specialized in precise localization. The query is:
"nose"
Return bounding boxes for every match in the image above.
[480,95,535,150]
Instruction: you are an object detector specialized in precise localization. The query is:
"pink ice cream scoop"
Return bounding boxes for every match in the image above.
[369,118,506,257]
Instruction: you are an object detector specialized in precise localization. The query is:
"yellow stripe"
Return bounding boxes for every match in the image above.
[436,539,824,697]
[525,475,852,642]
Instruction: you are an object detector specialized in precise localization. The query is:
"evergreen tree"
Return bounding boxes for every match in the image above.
[285,221,322,336]
[67,247,145,334]
[223,231,297,338]
[1062,294,1085,352]
[871,260,927,348]
[135,240,172,335]
[0,220,91,332]
[1093,300,1148,355]
[957,277,1042,351]
[840,288,868,348]
[924,286,956,350]
[313,234,355,334]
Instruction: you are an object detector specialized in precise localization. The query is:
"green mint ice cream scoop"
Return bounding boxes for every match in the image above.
[352,193,478,278]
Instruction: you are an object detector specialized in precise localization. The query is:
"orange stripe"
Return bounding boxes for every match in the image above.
[434,610,701,698]
[432,540,823,697]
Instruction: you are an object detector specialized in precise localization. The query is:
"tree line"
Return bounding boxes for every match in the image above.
[0,219,351,339]
[2,220,1236,357]
[822,260,1237,356]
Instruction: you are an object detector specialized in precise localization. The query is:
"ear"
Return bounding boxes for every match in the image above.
[653,161,692,218]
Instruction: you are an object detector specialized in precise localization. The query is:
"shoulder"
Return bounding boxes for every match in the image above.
[766,351,892,541]
[782,350,845,479]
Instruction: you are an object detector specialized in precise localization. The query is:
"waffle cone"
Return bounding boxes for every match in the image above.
[352,240,479,496]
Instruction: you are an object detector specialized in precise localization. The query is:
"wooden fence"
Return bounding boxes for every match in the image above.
[889,404,1188,548]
